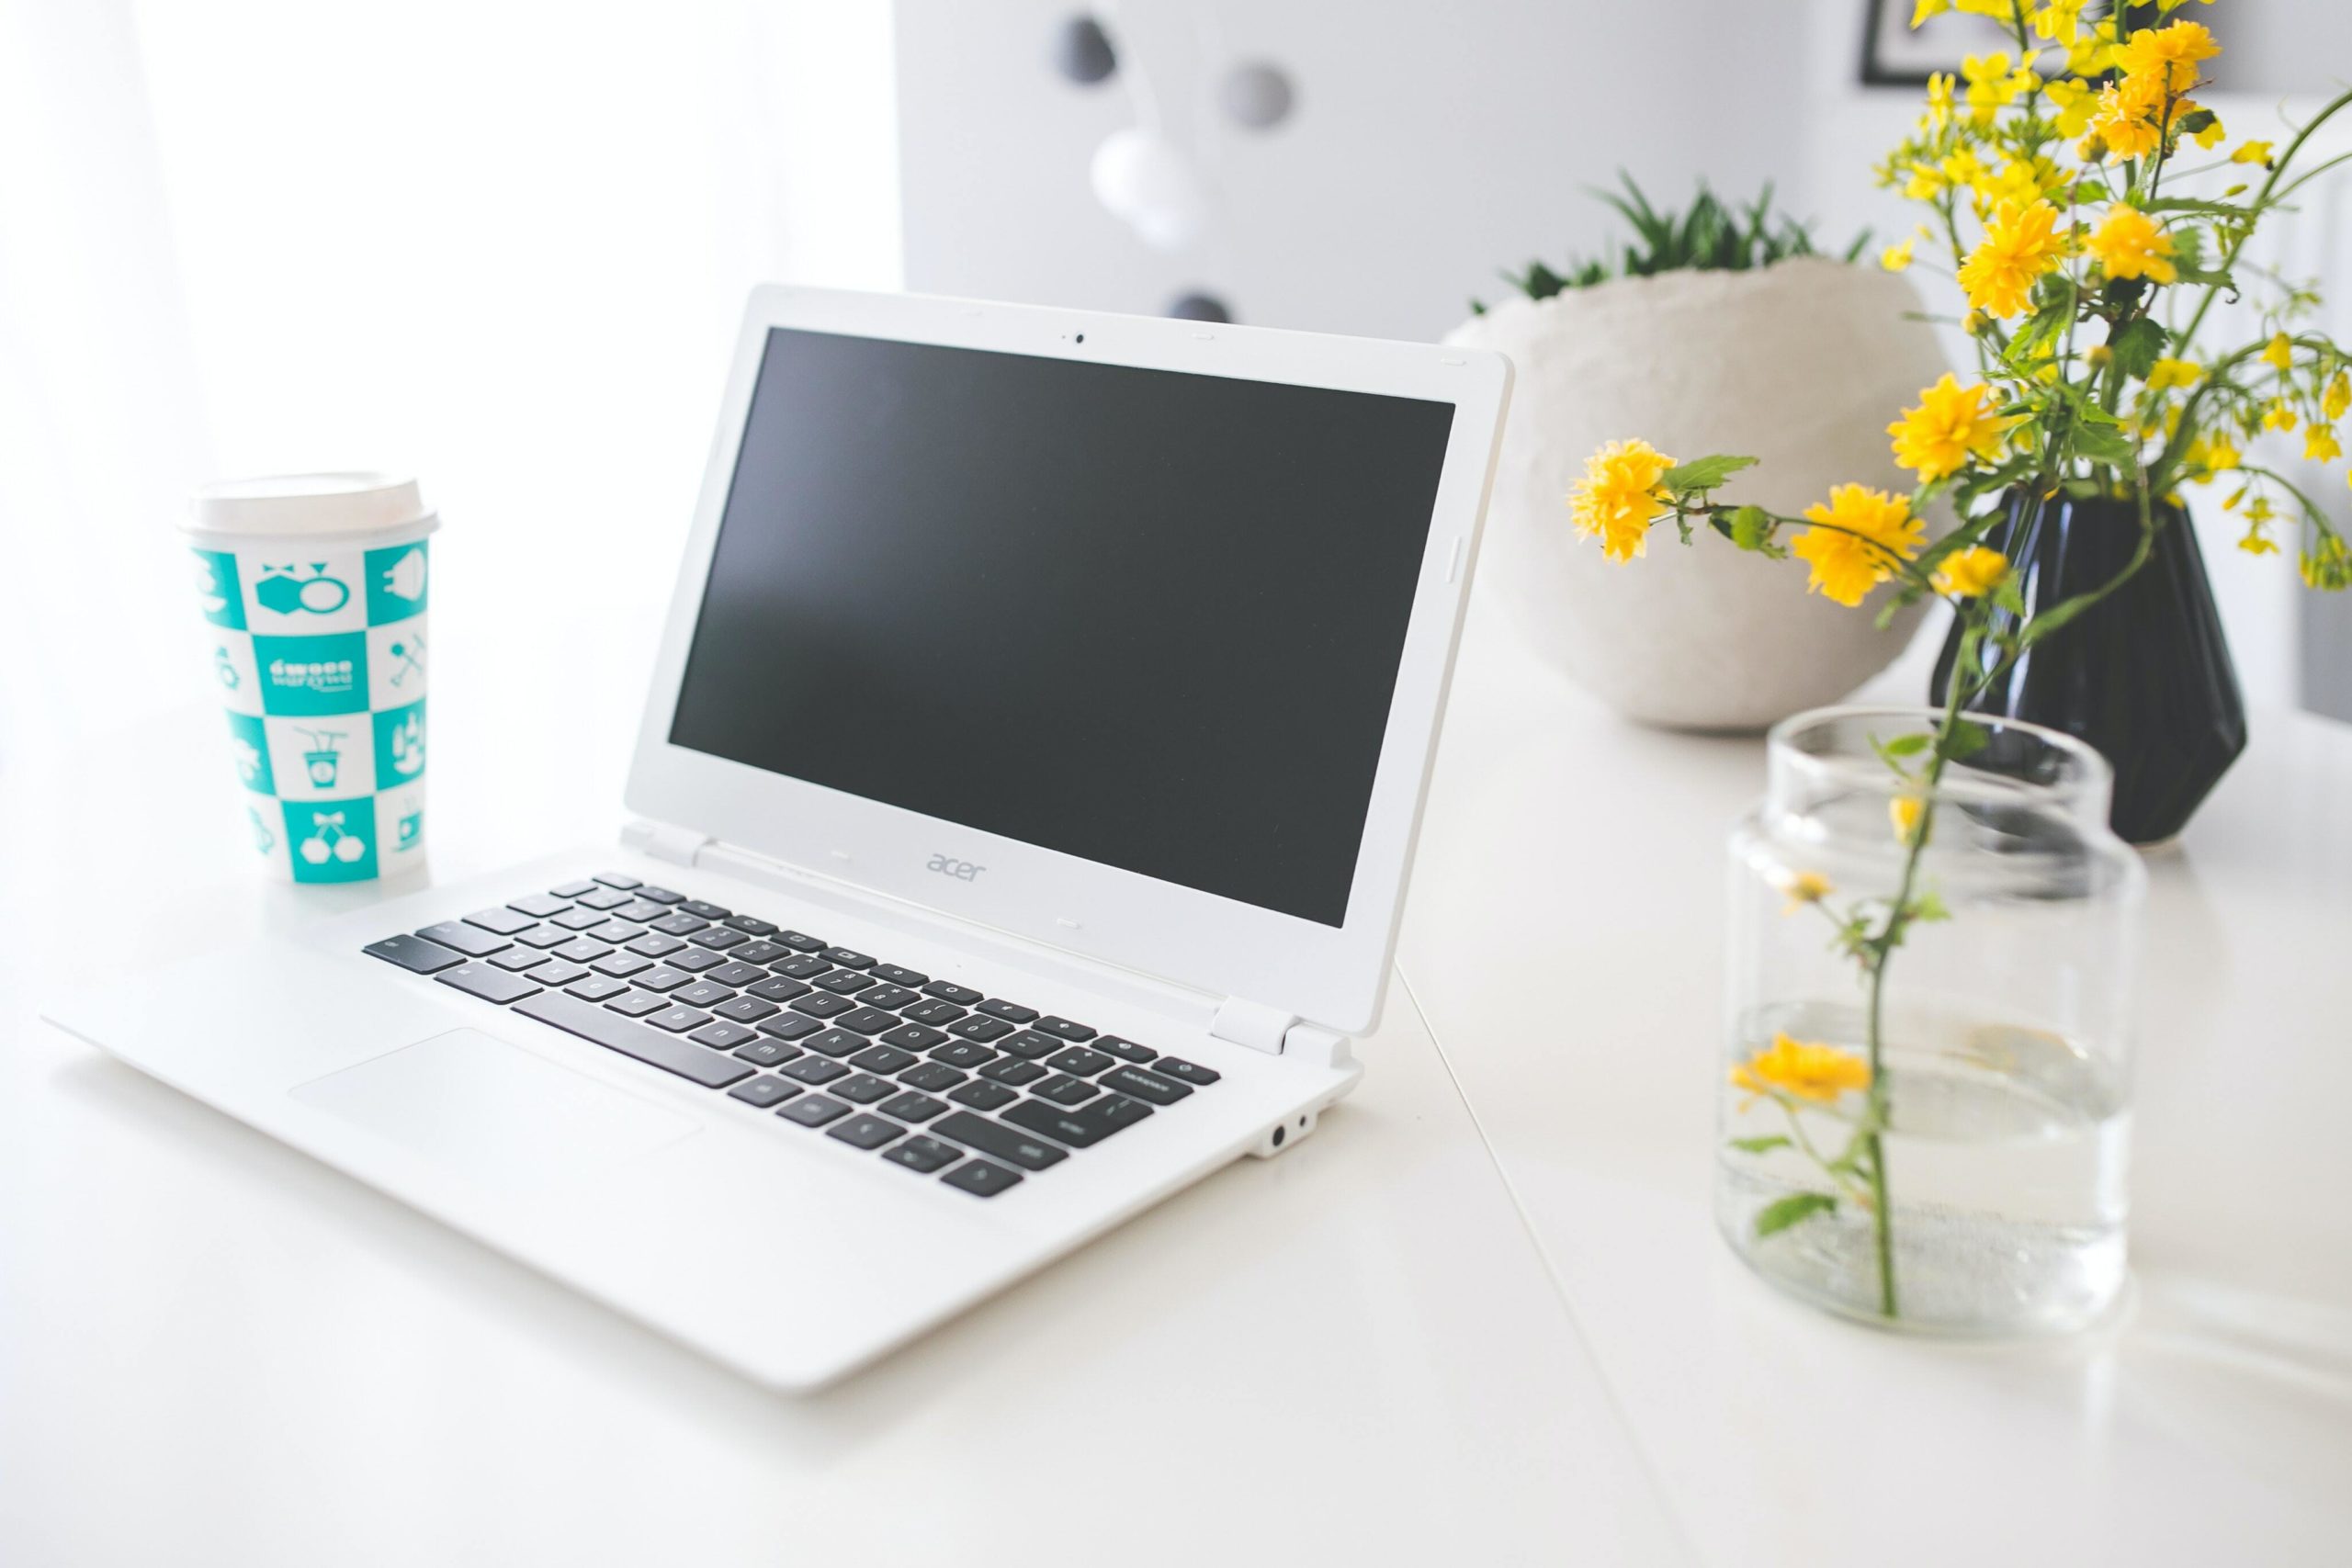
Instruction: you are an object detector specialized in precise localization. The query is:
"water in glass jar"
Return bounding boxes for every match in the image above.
[1718,1000,2129,1335]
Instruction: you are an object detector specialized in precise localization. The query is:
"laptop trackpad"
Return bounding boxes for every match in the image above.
[290,1028,700,1184]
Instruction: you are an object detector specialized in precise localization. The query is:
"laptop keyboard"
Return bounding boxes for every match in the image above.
[363,873,1220,1198]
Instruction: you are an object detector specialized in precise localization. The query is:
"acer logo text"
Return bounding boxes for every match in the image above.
[927,854,985,881]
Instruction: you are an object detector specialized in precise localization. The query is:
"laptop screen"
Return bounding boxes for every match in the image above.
[668,326,1456,929]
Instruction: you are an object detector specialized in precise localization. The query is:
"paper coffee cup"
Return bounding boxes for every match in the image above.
[186,473,437,883]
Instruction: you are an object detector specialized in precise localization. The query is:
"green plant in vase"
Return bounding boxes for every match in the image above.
[1568,1,2352,1321]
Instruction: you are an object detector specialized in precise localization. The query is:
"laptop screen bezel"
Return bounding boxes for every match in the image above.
[625,286,1510,1035]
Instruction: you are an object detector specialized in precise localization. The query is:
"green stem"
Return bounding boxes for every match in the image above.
[2175,85,2352,358]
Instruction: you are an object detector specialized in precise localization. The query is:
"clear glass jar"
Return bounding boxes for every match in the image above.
[1720,705,2144,1335]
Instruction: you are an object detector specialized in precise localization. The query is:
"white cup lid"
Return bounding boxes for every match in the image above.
[187,471,435,540]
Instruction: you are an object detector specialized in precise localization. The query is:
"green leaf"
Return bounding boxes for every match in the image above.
[2071,421,2141,469]
[1728,1135,1793,1156]
[1727,503,1774,550]
[2111,316,2167,382]
[1754,1191,1838,1237]
[1662,454,1758,493]
[1939,717,1991,760]
[1879,733,1932,758]
[1911,889,1951,922]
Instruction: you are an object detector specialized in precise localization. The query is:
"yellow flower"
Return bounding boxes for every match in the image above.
[1780,871,1833,913]
[1730,1032,1871,1104]
[2030,0,2086,43]
[2263,400,2298,434]
[2302,535,2352,591]
[2263,333,2294,370]
[2116,18,2220,95]
[1881,236,1916,272]
[2084,73,2194,161]
[1956,200,2068,318]
[2188,435,2241,482]
[2066,17,2120,76]
[1910,0,1949,23]
[1888,374,2010,481]
[1567,438,1676,564]
[2043,77,2098,139]
[1925,72,1956,130]
[1903,161,1947,200]
[2086,206,2177,283]
[2146,357,2202,391]
[2324,372,2350,422]
[2231,140,2275,167]
[1890,793,1927,844]
[2239,528,2279,557]
[2309,425,2344,464]
[1933,546,2009,598]
[1981,154,2060,212]
[1939,147,1991,190]
[2192,114,2228,152]
[1961,51,2018,125]
[1793,485,1926,607]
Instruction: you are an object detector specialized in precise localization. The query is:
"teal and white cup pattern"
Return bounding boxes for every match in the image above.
[191,501,433,883]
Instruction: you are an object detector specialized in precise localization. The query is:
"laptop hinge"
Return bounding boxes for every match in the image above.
[630,820,717,868]
[1209,998,1353,1069]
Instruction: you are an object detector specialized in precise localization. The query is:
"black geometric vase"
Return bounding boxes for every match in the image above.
[1930,488,2247,845]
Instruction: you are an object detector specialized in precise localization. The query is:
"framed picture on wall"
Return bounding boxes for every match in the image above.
[1859,0,2015,85]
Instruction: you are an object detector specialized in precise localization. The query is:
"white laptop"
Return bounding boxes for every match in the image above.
[47,286,1511,1392]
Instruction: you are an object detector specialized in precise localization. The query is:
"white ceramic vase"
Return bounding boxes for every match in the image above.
[1446,256,1955,731]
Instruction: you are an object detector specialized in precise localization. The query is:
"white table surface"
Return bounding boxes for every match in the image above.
[6,557,2346,1564]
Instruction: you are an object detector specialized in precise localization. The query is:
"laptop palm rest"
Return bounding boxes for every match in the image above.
[291,1029,701,1186]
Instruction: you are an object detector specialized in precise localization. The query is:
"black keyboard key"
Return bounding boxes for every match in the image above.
[416,920,510,959]
[1150,1055,1221,1087]
[551,908,607,931]
[822,947,876,969]
[902,999,966,1027]
[827,1113,904,1150]
[949,1015,1012,1042]
[1033,1016,1097,1042]
[779,1095,849,1127]
[512,991,753,1089]
[802,1028,865,1058]
[550,937,612,964]
[978,1058,1046,1087]
[931,1112,1067,1170]
[760,1012,822,1042]
[1099,1065,1191,1105]
[947,1080,1016,1111]
[1004,1093,1152,1148]
[814,969,875,996]
[667,947,727,974]
[626,933,687,959]
[605,990,670,1019]
[679,899,730,920]
[689,927,749,951]
[832,1073,896,1105]
[712,995,778,1024]
[877,1091,947,1123]
[515,926,575,950]
[527,960,590,987]
[1094,1035,1156,1064]
[365,934,466,974]
[705,961,767,988]
[649,912,707,936]
[883,1135,959,1173]
[673,980,734,1009]
[548,880,596,898]
[634,886,686,906]
[976,998,1038,1023]
[435,964,541,1004]
[922,980,983,1005]
[857,984,919,1011]
[591,953,652,979]
[849,1043,918,1074]
[722,915,778,937]
[791,991,854,1019]
[881,1022,948,1051]
[1000,1031,1061,1059]
[489,947,549,973]
[1034,1074,1099,1107]
[930,1040,998,1068]
[647,1005,711,1033]
[565,976,630,1002]
[1047,1046,1114,1077]
[772,953,831,979]
[900,1062,967,1092]
[727,1076,798,1109]
[834,1007,899,1036]
[782,1055,850,1085]
[747,976,811,1003]
[734,1039,801,1067]
[775,930,825,953]
[871,964,928,987]
[633,965,694,994]
[592,873,642,890]
[690,1021,760,1051]
[574,887,632,911]
[729,940,792,966]
[613,901,671,923]
[507,893,570,919]
[585,919,639,943]
[941,1159,1023,1198]
[463,907,538,936]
